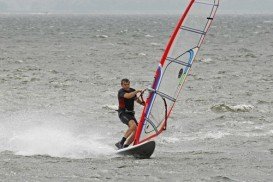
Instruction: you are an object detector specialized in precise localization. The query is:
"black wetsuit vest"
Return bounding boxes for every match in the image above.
[118,88,136,114]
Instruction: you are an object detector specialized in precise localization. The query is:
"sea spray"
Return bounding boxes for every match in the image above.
[0,111,114,159]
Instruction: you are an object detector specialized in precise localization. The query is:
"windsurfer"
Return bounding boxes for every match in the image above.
[115,78,145,149]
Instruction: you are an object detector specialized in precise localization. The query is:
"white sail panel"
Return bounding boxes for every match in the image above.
[135,0,219,144]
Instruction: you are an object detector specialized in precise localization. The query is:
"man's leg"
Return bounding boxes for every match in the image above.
[115,119,137,149]
[123,120,137,147]
[124,119,137,139]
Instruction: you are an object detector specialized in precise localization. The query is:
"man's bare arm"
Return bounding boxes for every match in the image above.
[136,97,145,106]
[123,90,142,99]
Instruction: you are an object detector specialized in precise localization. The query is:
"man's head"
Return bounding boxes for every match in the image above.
[121,78,130,91]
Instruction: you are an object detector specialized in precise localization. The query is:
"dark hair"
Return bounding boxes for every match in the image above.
[121,78,130,84]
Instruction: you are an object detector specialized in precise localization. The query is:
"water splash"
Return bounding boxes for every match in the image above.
[0,111,114,159]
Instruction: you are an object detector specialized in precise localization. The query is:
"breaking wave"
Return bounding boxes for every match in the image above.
[211,104,254,113]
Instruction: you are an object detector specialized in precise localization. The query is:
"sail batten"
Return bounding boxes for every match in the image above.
[166,57,192,67]
[181,26,206,35]
[195,1,218,6]
[134,0,219,145]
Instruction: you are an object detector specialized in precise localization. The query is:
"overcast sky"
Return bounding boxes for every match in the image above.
[0,0,272,14]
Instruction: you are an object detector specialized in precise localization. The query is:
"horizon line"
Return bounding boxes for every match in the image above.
[1,10,273,16]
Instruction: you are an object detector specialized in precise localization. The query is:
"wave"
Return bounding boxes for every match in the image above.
[117,29,128,34]
[162,131,230,143]
[210,176,235,181]
[211,104,254,113]
[102,105,118,112]
[95,35,108,38]
[199,57,213,64]
[263,20,273,24]
[238,48,252,53]
[138,52,146,56]
[159,137,180,144]
[150,42,160,46]
[183,131,230,141]
[245,53,257,58]
[257,100,273,105]
[238,130,273,138]
[145,34,154,38]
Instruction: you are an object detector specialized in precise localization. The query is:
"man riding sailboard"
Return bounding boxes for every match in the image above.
[115,78,145,149]
[114,0,220,158]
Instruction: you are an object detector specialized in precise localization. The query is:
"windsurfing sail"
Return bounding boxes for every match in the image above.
[134,0,219,145]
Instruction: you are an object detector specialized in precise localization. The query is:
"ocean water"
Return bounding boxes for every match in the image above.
[0,14,273,181]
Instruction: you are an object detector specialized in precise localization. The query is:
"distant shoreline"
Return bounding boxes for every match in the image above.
[0,11,273,16]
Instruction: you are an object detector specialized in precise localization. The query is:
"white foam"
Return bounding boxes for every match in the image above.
[150,42,160,46]
[180,131,230,141]
[159,137,179,144]
[201,57,213,63]
[96,35,108,38]
[202,131,230,140]
[145,34,154,38]
[229,104,254,112]
[0,111,114,159]
[15,60,24,63]
[263,20,273,24]
[211,104,254,112]
[8,126,114,158]
[238,131,273,138]
[138,53,146,56]
[120,29,128,33]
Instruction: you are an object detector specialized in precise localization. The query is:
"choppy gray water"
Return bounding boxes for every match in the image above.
[0,14,273,181]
